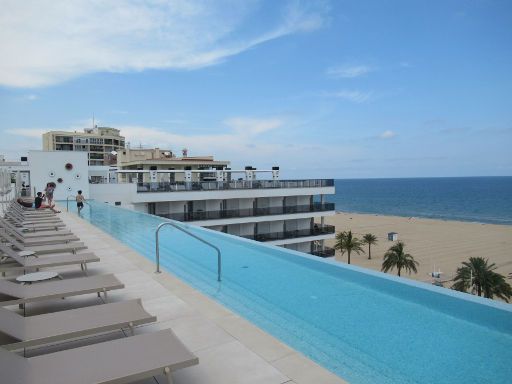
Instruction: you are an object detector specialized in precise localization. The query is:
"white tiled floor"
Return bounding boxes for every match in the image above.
[9,209,347,384]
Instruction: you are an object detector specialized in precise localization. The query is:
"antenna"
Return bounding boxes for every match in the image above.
[92,113,95,129]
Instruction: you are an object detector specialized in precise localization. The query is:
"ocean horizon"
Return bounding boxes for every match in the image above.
[326,176,512,225]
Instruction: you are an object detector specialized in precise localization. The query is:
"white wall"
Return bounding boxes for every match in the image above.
[28,151,89,201]
[89,183,134,206]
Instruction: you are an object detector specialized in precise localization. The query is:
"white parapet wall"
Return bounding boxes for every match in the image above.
[28,151,89,201]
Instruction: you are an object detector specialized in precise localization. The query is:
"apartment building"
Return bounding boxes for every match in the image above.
[90,147,336,257]
[42,127,125,166]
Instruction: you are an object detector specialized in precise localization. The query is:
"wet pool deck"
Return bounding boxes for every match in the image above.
[21,209,347,384]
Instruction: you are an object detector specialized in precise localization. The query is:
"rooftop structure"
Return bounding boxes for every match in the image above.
[42,127,125,166]
[114,147,230,184]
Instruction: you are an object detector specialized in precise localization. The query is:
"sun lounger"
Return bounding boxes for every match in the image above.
[0,329,198,384]
[0,218,72,237]
[0,231,86,254]
[0,226,80,246]
[0,298,156,351]
[6,206,63,221]
[10,202,56,216]
[6,211,63,223]
[6,213,66,227]
[6,218,65,231]
[0,243,99,274]
[0,273,124,307]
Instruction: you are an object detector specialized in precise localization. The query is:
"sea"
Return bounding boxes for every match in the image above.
[326,176,512,226]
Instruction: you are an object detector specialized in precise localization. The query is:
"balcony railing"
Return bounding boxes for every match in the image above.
[157,203,335,222]
[311,247,336,258]
[240,225,335,242]
[136,179,334,193]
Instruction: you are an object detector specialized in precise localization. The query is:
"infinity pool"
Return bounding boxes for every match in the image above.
[80,202,512,384]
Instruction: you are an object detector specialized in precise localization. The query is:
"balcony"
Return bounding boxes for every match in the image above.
[136,179,334,193]
[241,225,335,242]
[157,203,335,222]
[311,247,336,258]
[55,136,73,143]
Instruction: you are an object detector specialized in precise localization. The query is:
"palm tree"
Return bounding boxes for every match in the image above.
[334,230,365,264]
[381,241,418,277]
[452,257,512,302]
[362,233,378,260]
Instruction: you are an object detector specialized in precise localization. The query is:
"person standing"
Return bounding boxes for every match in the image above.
[44,182,55,206]
[76,190,86,214]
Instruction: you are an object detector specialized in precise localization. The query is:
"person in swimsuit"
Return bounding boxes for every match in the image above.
[76,190,86,214]
[44,182,55,206]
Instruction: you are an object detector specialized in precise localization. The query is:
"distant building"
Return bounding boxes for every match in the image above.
[42,127,125,166]
[115,147,230,184]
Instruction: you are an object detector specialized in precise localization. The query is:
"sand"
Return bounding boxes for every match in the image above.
[324,212,512,286]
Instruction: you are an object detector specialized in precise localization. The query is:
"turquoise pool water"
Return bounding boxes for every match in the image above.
[80,202,512,384]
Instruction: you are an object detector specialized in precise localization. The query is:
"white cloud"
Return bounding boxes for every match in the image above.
[326,65,374,78]
[324,89,373,103]
[5,128,47,138]
[379,130,397,139]
[224,117,283,135]
[0,0,328,88]
[118,117,284,152]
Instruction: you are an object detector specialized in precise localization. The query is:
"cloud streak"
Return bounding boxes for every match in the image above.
[323,89,373,103]
[379,130,397,139]
[0,0,328,88]
[326,65,374,78]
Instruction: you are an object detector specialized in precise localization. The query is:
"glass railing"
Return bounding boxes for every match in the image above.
[136,179,334,192]
[240,225,335,242]
[311,247,336,258]
[157,203,335,222]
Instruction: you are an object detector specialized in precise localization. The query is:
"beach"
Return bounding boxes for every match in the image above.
[325,212,512,286]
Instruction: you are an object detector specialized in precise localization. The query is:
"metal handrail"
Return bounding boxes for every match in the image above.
[66,195,76,212]
[155,222,222,281]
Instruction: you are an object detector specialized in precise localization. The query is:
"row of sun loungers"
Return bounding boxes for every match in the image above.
[0,199,198,383]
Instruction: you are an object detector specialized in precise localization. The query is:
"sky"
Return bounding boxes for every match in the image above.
[0,0,511,179]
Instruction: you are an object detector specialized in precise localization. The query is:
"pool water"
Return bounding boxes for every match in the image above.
[80,202,512,384]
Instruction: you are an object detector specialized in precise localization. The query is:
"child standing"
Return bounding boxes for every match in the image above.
[76,190,86,214]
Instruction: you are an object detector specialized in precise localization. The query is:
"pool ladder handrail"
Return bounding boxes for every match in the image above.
[155,221,222,282]
[66,195,76,212]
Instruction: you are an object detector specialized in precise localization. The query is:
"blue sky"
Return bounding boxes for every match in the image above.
[1,0,511,178]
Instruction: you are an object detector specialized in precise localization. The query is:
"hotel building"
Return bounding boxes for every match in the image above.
[42,127,125,166]
[87,147,336,256]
